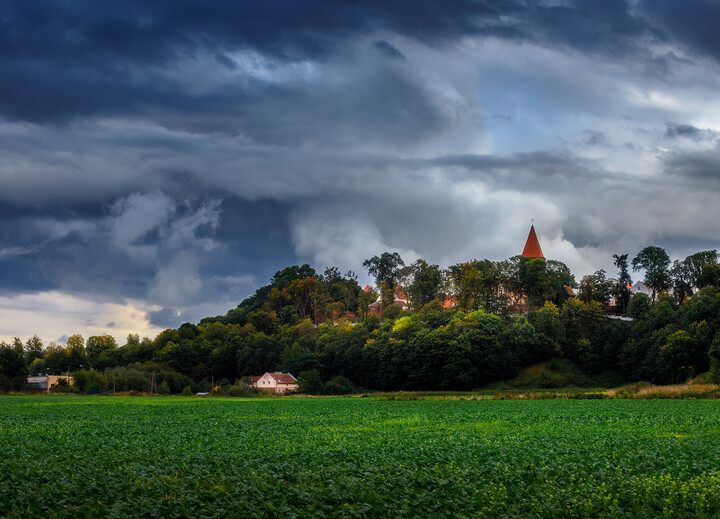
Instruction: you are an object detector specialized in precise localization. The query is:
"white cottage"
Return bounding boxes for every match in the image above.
[253,372,298,394]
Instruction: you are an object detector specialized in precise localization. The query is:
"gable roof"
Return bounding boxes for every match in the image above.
[268,372,297,384]
[521,225,545,260]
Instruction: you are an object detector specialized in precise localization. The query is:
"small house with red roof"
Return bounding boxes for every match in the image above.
[244,372,298,393]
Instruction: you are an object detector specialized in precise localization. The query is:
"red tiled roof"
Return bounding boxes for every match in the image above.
[363,284,373,292]
[269,373,297,384]
[521,225,545,260]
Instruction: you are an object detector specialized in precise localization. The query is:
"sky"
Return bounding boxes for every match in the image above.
[2,0,720,344]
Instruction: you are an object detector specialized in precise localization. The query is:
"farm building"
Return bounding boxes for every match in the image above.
[243,372,298,394]
[26,375,73,393]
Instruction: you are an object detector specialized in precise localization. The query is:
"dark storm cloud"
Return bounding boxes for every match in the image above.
[637,0,720,63]
[665,121,719,141]
[147,307,180,329]
[429,151,603,190]
[3,0,720,340]
[373,40,407,61]
[0,193,292,314]
[662,150,720,183]
[0,0,679,130]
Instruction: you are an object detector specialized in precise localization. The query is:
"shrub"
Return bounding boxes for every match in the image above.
[181,386,193,396]
[297,370,324,394]
[324,376,356,395]
[226,382,257,397]
[0,374,13,392]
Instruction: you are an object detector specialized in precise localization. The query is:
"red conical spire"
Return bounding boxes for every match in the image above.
[521,225,545,260]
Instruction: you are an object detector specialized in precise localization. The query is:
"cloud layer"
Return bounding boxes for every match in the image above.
[2,0,720,342]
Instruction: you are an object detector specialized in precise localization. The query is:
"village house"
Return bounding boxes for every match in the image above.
[631,281,652,297]
[25,375,73,393]
[242,372,298,394]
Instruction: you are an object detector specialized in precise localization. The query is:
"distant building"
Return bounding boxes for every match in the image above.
[631,281,652,297]
[521,224,545,260]
[26,375,73,393]
[368,285,410,315]
[243,372,298,394]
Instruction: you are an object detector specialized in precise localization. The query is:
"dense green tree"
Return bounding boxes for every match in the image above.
[669,252,717,303]
[0,340,26,389]
[579,269,612,307]
[64,334,87,371]
[406,259,444,310]
[709,331,720,382]
[533,301,564,348]
[284,277,318,321]
[516,257,550,309]
[24,335,44,365]
[85,335,118,370]
[685,251,718,287]
[682,286,720,331]
[700,263,720,289]
[612,254,633,316]
[560,298,605,364]
[632,246,671,300]
[363,252,405,310]
[323,375,356,395]
[627,292,652,320]
[297,369,324,394]
[449,260,508,314]
[657,330,701,384]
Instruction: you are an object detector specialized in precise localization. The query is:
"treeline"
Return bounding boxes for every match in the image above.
[1,246,720,393]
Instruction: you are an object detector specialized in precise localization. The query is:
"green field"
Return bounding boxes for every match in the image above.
[2,396,720,518]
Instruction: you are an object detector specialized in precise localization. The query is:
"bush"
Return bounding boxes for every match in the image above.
[226,382,257,397]
[158,381,171,394]
[297,370,324,394]
[158,371,193,394]
[181,386,193,396]
[0,374,13,392]
[323,376,356,395]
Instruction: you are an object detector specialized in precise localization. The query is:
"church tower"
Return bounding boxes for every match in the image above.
[521,225,545,260]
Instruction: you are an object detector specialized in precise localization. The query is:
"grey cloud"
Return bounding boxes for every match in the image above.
[637,0,720,63]
[3,0,720,338]
[583,131,607,146]
[373,40,407,61]
[147,307,180,329]
[665,121,719,141]
[0,0,690,132]
[662,150,720,182]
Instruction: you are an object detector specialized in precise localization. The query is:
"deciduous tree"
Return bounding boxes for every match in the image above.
[632,246,671,301]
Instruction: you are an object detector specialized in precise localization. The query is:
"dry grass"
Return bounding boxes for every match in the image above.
[637,383,719,396]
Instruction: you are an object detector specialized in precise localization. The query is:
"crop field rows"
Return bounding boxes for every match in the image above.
[1,396,720,518]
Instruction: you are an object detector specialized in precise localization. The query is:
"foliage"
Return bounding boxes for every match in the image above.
[4,397,720,518]
[612,253,633,316]
[8,246,720,394]
[0,340,26,389]
[405,259,444,310]
[297,369,324,394]
[632,246,671,300]
[363,252,405,309]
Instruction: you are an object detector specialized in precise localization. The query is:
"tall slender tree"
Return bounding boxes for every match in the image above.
[613,253,632,316]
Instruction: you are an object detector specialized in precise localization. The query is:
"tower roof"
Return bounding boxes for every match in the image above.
[521,225,545,259]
